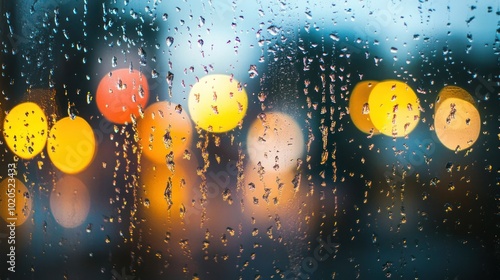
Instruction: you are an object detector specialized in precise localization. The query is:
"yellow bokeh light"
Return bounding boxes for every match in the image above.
[368,80,420,137]
[0,177,33,226]
[50,176,90,228]
[349,80,379,134]
[3,102,48,159]
[188,74,248,133]
[435,86,476,111]
[434,88,480,151]
[137,101,193,163]
[246,112,304,172]
[47,116,96,174]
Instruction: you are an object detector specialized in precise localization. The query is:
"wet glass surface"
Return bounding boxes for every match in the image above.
[0,1,499,279]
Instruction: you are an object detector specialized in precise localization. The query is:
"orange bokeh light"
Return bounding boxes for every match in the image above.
[137,101,193,163]
[0,177,33,226]
[434,86,481,151]
[96,68,149,124]
[138,157,200,228]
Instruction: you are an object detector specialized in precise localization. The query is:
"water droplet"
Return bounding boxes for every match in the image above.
[329,33,340,41]
[166,36,174,47]
[267,25,280,36]
[248,65,258,78]
[362,103,370,114]
[151,69,159,79]
[175,104,183,114]
[67,102,78,120]
[166,72,174,86]
[164,177,173,210]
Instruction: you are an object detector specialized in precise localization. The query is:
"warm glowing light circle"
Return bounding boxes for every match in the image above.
[435,86,476,112]
[137,101,193,163]
[188,74,248,133]
[246,112,304,172]
[96,68,149,124]
[140,160,190,220]
[0,178,32,226]
[47,116,96,174]
[50,176,90,228]
[349,80,379,134]
[3,102,48,159]
[368,80,420,137]
[138,156,200,243]
[434,97,480,151]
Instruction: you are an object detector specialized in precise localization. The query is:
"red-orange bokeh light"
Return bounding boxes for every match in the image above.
[96,68,149,124]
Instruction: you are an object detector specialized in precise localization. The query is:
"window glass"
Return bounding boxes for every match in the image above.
[0,1,499,279]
